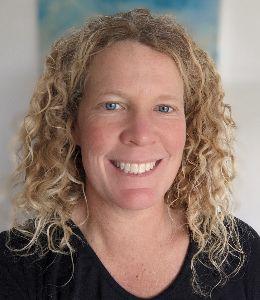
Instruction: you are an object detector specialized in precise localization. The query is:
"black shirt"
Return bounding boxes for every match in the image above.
[0,217,259,299]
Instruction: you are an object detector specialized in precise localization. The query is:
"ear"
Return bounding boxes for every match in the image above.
[71,120,81,146]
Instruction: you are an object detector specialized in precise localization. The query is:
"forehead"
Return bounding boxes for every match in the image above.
[85,40,183,98]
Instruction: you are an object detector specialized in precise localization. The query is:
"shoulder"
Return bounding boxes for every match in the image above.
[203,216,260,299]
[234,216,259,237]
[0,229,37,299]
[0,229,28,263]
[0,227,45,272]
[0,227,59,299]
[0,222,89,299]
[230,216,260,269]
[0,225,42,263]
[233,216,260,252]
[233,217,260,298]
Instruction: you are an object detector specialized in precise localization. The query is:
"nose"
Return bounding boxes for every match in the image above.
[120,111,158,146]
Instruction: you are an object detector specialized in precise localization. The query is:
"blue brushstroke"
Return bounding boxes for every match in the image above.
[38,0,220,62]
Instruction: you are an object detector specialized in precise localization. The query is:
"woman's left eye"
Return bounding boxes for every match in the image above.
[156,105,174,113]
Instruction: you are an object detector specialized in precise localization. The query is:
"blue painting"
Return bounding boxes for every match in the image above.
[38,0,220,62]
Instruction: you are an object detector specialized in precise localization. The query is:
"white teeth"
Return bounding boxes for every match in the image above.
[114,161,157,174]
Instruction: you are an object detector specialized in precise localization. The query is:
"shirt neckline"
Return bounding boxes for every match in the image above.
[67,219,195,299]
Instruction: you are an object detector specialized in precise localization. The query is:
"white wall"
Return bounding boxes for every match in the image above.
[219,0,260,84]
[0,0,38,228]
[218,0,260,233]
[0,0,259,233]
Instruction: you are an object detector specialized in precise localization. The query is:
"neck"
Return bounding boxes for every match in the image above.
[71,194,188,256]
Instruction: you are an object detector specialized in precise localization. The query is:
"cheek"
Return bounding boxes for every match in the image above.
[164,121,186,152]
[79,119,115,156]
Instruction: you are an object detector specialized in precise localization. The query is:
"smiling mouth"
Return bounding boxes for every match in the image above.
[109,159,162,177]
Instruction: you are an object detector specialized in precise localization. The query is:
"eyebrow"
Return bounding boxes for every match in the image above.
[96,90,182,102]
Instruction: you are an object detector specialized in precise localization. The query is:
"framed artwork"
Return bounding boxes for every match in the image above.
[38,0,220,63]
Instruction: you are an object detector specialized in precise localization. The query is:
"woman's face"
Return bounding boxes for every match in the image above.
[73,40,186,211]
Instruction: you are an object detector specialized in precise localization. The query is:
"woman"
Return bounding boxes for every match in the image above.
[0,8,259,300]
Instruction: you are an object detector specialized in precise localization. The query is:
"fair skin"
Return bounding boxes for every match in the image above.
[72,40,189,297]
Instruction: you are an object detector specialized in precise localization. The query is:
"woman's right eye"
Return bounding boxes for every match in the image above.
[101,102,123,111]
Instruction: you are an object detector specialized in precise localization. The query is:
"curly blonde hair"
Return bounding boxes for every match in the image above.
[7,8,245,298]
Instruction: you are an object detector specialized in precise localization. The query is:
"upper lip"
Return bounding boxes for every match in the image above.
[110,158,163,164]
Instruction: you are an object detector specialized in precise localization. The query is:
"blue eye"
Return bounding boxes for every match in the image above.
[157,105,174,113]
[103,102,122,110]
[101,102,174,113]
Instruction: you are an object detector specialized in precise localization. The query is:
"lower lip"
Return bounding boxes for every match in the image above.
[109,159,163,177]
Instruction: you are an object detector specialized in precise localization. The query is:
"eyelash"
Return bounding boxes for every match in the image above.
[101,102,175,113]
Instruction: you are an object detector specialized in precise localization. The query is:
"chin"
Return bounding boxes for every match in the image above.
[111,188,161,210]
